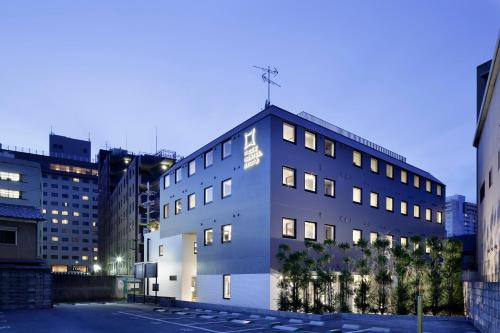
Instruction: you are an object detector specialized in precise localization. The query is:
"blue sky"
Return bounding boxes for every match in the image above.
[1,1,499,201]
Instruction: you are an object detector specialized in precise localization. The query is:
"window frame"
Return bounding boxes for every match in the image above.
[353,150,362,168]
[159,245,164,256]
[386,196,394,212]
[204,186,213,205]
[175,168,182,183]
[282,122,296,144]
[304,172,317,193]
[324,138,335,158]
[413,204,420,219]
[324,178,335,198]
[370,231,378,245]
[163,203,169,219]
[425,208,432,222]
[425,179,432,193]
[282,217,296,239]
[400,169,408,184]
[221,224,232,243]
[413,175,420,189]
[188,160,196,177]
[325,224,335,242]
[282,166,296,188]
[386,164,394,179]
[222,139,232,160]
[353,186,362,204]
[0,227,17,245]
[204,228,214,246]
[188,193,196,210]
[401,200,408,216]
[436,211,443,224]
[304,221,317,241]
[221,178,232,199]
[352,229,362,245]
[370,157,379,174]
[175,199,182,215]
[370,192,379,208]
[223,274,231,300]
[304,130,317,151]
[204,149,214,169]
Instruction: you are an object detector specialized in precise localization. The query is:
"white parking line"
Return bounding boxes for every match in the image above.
[118,311,221,333]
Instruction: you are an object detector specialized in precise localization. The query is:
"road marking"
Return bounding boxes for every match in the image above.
[118,311,222,333]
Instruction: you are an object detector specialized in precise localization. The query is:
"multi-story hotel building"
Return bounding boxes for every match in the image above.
[146,105,445,309]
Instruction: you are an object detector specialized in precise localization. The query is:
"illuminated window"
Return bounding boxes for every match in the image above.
[62,219,68,225]
[304,221,316,240]
[370,158,378,173]
[304,173,316,193]
[223,275,231,299]
[93,247,98,252]
[413,175,420,188]
[413,204,420,219]
[0,171,20,181]
[305,131,317,151]
[325,139,335,157]
[204,186,213,204]
[93,256,98,261]
[283,122,296,143]
[386,196,394,212]
[221,225,232,243]
[425,208,432,222]
[425,244,431,254]
[204,150,214,168]
[204,228,213,246]
[82,195,89,201]
[353,187,362,204]
[324,178,335,197]
[401,237,408,247]
[175,168,182,183]
[159,245,164,256]
[50,164,97,176]
[325,225,335,241]
[42,209,46,214]
[386,164,394,179]
[0,189,20,199]
[353,229,362,245]
[73,212,80,217]
[73,178,80,183]
[52,218,58,224]
[51,236,59,242]
[282,218,296,238]
[193,242,197,254]
[401,169,408,184]
[188,193,196,210]
[188,160,196,177]
[436,211,443,224]
[370,192,378,208]
[164,174,170,189]
[425,180,432,193]
[222,139,232,159]
[51,265,67,273]
[175,199,182,215]
[437,184,442,196]
[62,211,68,216]
[222,179,232,198]
[353,150,362,167]
[282,166,295,187]
[401,201,408,215]
[52,210,59,215]
[386,235,393,248]
[163,204,169,218]
[92,222,97,227]
[370,232,378,244]
[81,255,88,261]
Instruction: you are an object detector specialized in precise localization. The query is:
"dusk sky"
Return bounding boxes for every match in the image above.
[1,1,499,201]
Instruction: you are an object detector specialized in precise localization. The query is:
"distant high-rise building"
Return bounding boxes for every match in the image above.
[97,148,176,276]
[445,195,477,237]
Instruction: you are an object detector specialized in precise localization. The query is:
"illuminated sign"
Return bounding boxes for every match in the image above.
[243,128,263,169]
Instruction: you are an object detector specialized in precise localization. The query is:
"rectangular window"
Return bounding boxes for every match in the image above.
[436,211,443,223]
[223,275,231,299]
[353,150,362,167]
[370,232,378,244]
[159,245,164,256]
[401,200,408,215]
[400,237,408,247]
[222,139,232,159]
[353,187,362,204]
[370,157,379,173]
[52,236,59,242]
[175,199,182,215]
[324,178,335,197]
[205,150,214,168]
[304,221,317,241]
[425,208,432,221]
[204,228,213,246]
[282,218,296,238]
[413,175,420,188]
[204,186,213,204]
[222,179,232,198]
[386,235,393,248]
[283,122,296,143]
[0,228,16,245]
[188,193,196,210]
[164,174,170,189]
[193,242,197,254]
[401,169,408,184]
[370,192,378,208]
[426,179,432,193]
[304,172,317,193]
[386,164,394,179]
[325,225,335,241]
[437,184,442,196]
[480,182,485,203]
[282,166,296,187]
[413,204,420,218]
[221,225,232,243]
[188,160,196,177]
[0,172,20,182]
[175,168,182,183]
[325,139,335,157]
[0,189,20,199]
[386,196,394,212]
[305,131,317,151]
[353,229,362,245]
[489,169,493,188]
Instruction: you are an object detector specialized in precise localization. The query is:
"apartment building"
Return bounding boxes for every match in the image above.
[146,105,445,310]
[445,194,477,237]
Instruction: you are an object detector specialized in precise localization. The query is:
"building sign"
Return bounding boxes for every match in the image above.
[243,128,263,170]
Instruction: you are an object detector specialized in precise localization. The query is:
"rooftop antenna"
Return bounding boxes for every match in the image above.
[253,65,280,108]
[50,125,54,135]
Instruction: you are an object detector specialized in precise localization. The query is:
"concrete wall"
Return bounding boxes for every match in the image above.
[464,281,500,333]
[52,274,125,303]
[0,265,51,310]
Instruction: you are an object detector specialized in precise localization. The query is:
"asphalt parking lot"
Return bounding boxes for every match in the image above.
[0,302,479,333]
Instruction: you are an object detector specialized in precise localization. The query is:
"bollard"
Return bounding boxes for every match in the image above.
[417,295,422,333]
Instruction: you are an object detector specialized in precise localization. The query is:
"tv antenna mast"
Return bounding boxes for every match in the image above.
[253,65,280,108]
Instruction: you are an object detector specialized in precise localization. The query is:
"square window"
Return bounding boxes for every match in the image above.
[401,169,408,184]
[305,131,317,151]
[370,232,378,244]
[163,204,169,219]
[204,229,213,246]
[325,225,335,241]
[221,225,232,243]
[436,211,443,223]
[222,179,232,198]
[370,158,379,173]
[204,186,213,204]
[282,218,296,238]
[386,196,394,212]
[353,150,362,167]
[401,201,408,215]
[223,274,231,299]
[304,173,316,192]
[282,166,296,187]
[188,193,196,210]
[386,164,394,179]
[353,187,362,204]
[353,229,362,245]
[413,204,420,218]
[324,178,335,197]
[325,139,335,157]
[188,160,196,177]
[159,245,164,256]
[175,199,182,215]
[425,208,432,221]
[283,122,296,143]
[175,168,182,183]
[304,221,316,240]
[414,175,420,188]
[222,139,232,159]
[205,150,214,168]
[370,192,378,208]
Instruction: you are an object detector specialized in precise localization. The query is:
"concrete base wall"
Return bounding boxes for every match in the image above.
[52,275,127,303]
[464,281,500,333]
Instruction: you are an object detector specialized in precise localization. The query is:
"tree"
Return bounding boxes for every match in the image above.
[304,240,331,314]
[441,239,463,315]
[425,237,442,315]
[323,239,337,312]
[409,236,425,314]
[392,244,411,314]
[354,239,371,313]
[337,242,353,312]
[276,244,308,311]
[373,238,392,314]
